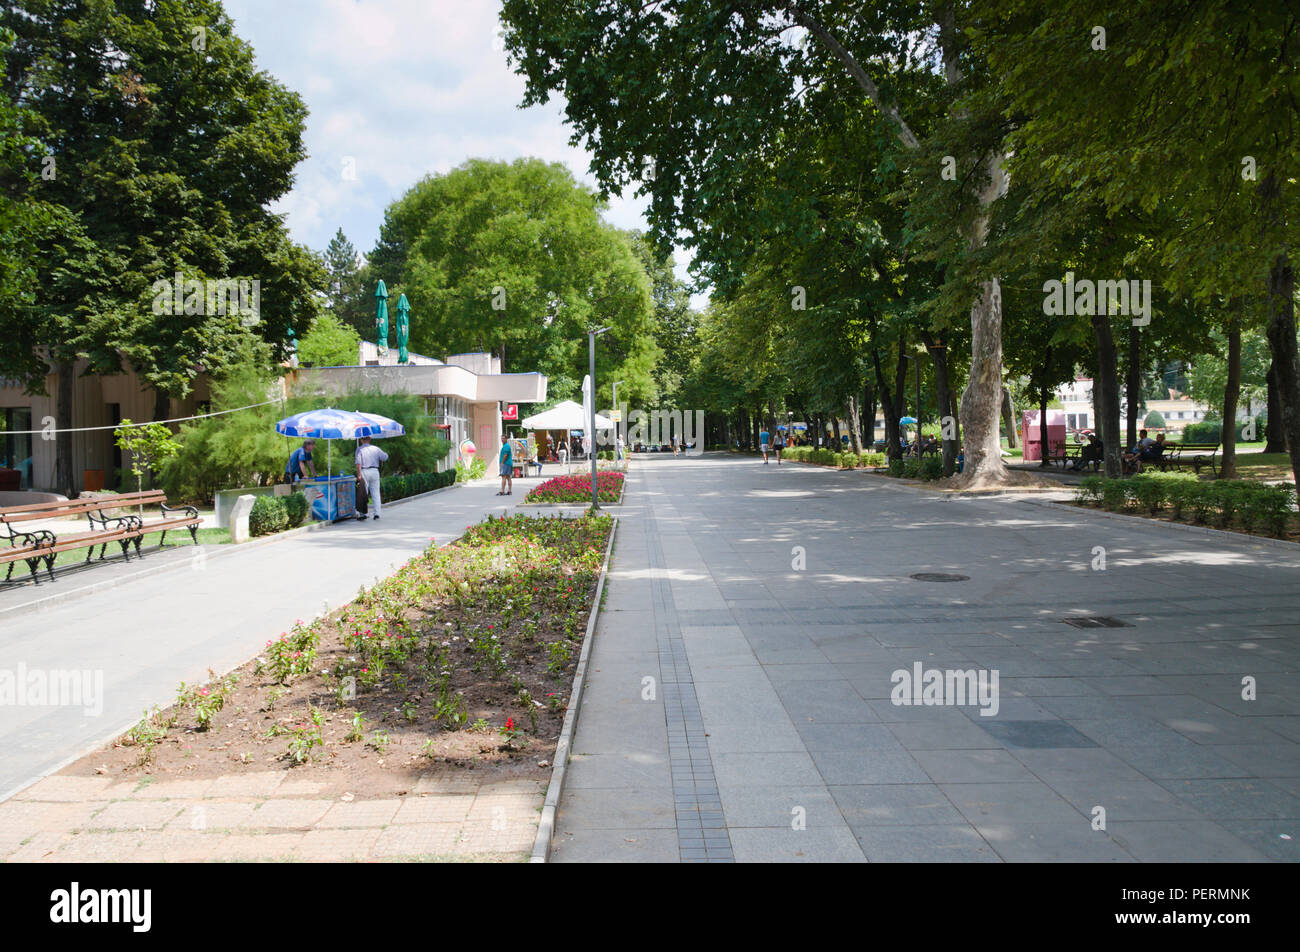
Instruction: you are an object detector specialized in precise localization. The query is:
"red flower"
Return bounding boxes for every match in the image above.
[505,717,515,731]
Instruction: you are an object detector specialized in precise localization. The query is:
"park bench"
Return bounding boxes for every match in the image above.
[0,490,199,584]
[1161,441,1220,476]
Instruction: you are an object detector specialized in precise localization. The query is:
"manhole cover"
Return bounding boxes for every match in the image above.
[910,573,970,582]
[1062,616,1133,629]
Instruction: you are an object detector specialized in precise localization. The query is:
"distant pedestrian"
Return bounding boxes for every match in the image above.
[772,428,785,464]
[354,436,388,520]
[498,434,514,496]
[759,427,771,463]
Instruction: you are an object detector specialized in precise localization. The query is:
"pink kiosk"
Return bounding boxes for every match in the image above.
[1020,410,1068,462]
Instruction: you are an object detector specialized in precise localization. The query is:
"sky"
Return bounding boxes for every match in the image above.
[221,0,706,306]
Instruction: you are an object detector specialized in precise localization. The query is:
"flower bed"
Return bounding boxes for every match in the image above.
[62,511,615,795]
[1071,472,1297,540]
[524,471,624,504]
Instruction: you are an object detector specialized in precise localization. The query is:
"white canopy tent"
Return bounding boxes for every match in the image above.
[520,400,612,432]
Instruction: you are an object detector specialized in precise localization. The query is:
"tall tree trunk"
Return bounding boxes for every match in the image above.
[1221,315,1242,479]
[1092,315,1123,478]
[1037,345,1053,467]
[925,336,956,476]
[1263,252,1300,486]
[1265,358,1286,452]
[862,385,876,450]
[958,277,1010,485]
[1126,324,1141,450]
[830,416,841,448]
[846,396,863,453]
[54,359,75,497]
[1002,385,1017,449]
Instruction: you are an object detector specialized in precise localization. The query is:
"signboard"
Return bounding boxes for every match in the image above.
[502,404,518,420]
[609,408,622,422]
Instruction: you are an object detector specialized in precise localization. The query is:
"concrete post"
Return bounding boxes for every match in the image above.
[230,494,256,544]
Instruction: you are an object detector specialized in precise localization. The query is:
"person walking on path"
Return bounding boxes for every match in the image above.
[759,427,771,463]
[354,436,388,520]
[498,434,514,496]
[285,439,317,483]
[772,428,785,464]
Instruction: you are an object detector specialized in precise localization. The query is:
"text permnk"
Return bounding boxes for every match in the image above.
[890,663,1000,717]
[50,883,151,933]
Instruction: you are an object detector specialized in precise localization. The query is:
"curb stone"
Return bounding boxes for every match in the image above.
[1019,495,1300,552]
[530,513,619,863]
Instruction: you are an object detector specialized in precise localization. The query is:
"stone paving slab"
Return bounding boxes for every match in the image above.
[0,772,546,863]
[553,452,1300,862]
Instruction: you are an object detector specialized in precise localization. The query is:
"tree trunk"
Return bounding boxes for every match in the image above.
[958,277,1010,485]
[830,416,841,449]
[1265,358,1286,452]
[54,359,75,497]
[1221,315,1241,479]
[1263,251,1300,486]
[862,385,876,450]
[1126,324,1141,450]
[1092,315,1123,478]
[846,396,863,453]
[925,337,956,476]
[1002,386,1017,449]
[1036,345,1053,467]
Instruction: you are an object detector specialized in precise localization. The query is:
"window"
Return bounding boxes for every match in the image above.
[1,407,33,489]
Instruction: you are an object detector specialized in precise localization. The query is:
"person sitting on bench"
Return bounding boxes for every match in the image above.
[1073,433,1103,471]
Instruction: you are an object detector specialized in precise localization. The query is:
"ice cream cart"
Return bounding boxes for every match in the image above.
[300,474,357,522]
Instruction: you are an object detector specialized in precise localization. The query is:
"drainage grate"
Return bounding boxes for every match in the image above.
[1062,616,1133,629]
[910,573,970,583]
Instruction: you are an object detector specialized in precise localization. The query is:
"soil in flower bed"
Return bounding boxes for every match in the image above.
[60,512,614,798]
[524,471,624,504]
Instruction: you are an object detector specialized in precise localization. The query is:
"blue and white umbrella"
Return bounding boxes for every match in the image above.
[899,416,918,425]
[275,408,405,519]
[276,407,405,440]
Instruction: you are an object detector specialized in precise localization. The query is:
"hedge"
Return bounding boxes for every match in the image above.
[781,446,887,469]
[1181,416,1266,443]
[1075,472,1294,537]
[887,456,944,481]
[248,471,455,537]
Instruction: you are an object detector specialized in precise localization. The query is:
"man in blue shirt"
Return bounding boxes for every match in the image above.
[285,440,317,482]
[498,434,514,496]
[759,428,771,464]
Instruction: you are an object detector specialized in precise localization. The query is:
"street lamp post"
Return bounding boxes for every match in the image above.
[589,327,610,510]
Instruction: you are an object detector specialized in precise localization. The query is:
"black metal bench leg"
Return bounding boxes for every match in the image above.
[25,557,41,584]
[43,554,55,582]
[133,535,143,556]
[159,530,167,548]
[5,561,14,582]
[86,545,95,564]
[188,525,198,544]
[119,538,133,560]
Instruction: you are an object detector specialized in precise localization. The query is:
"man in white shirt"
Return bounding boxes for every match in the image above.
[355,436,389,520]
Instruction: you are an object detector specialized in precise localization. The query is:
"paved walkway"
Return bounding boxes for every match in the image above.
[0,479,523,803]
[550,452,1300,862]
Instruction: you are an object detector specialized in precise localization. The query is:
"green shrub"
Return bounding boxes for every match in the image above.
[249,495,289,536]
[888,458,906,477]
[455,456,488,483]
[1166,480,1197,520]
[860,451,886,467]
[1101,481,1128,512]
[380,469,456,502]
[1182,421,1221,443]
[1250,484,1295,537]
[283,492,309,528]
[1189,484,1216,524]
[1076,476,1105,506]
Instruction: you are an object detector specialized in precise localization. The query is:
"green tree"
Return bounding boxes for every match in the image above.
[299,311,361,368]
[320,228,370,338]
[369,158,658,400]
[0,0,323,493]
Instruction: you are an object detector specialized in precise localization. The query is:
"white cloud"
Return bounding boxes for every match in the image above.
[224,0,711,308]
